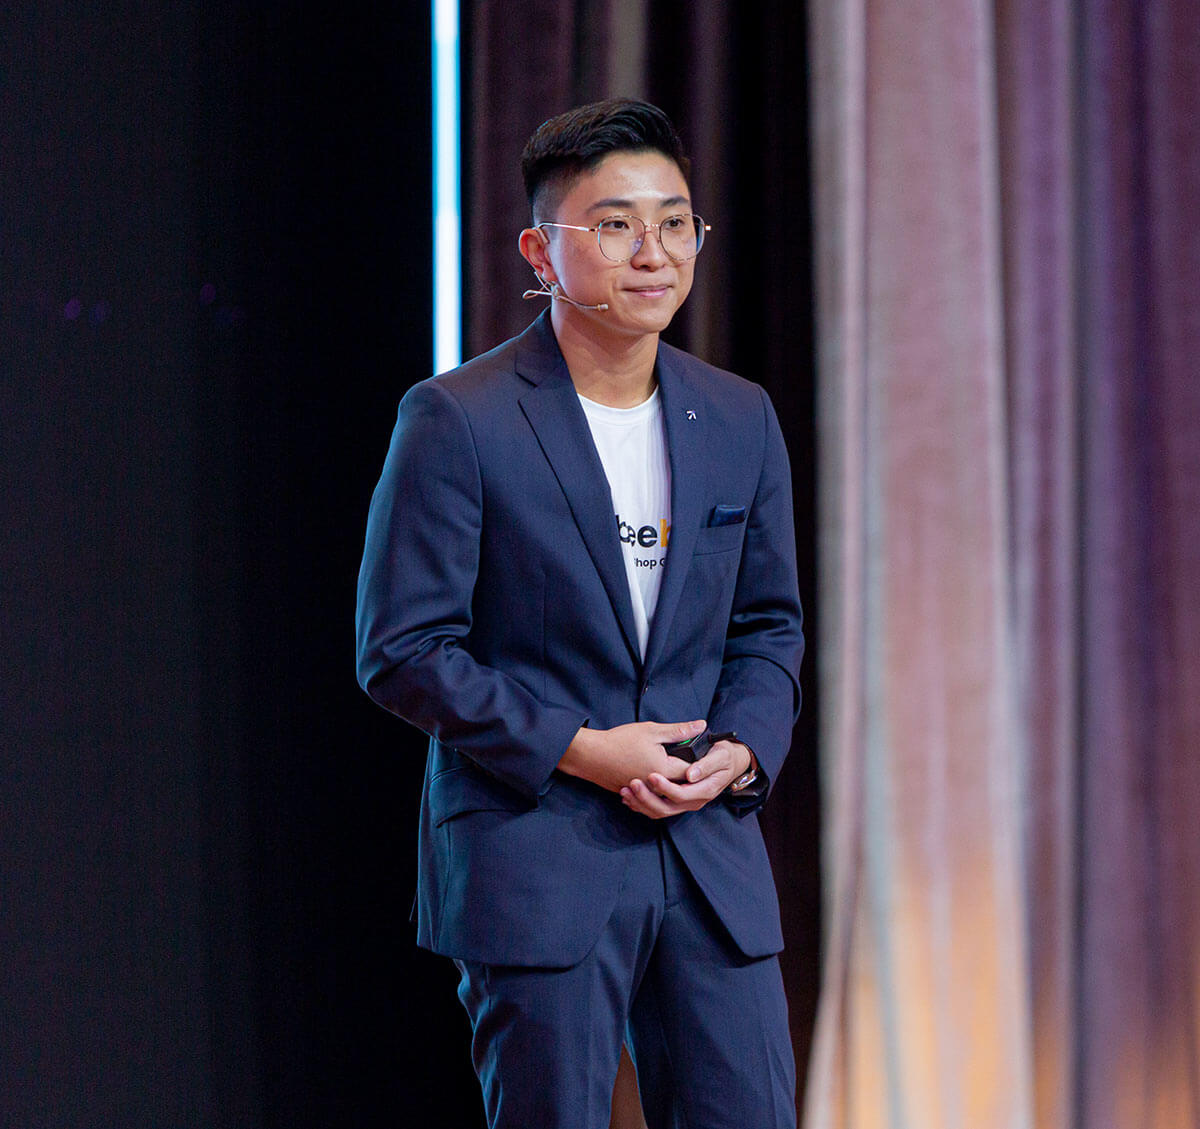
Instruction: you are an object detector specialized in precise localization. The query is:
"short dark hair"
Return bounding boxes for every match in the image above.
[521,99,691,222]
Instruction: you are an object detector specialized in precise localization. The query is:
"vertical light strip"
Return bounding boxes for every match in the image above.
[433,0,461,372]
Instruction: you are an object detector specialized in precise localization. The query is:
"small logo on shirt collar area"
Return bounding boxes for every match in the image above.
[686,409,697,420]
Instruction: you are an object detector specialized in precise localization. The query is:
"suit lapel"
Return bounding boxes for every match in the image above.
[644,346,708,675]
[516,315,642,666]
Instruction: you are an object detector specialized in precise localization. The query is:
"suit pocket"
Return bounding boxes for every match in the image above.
[693,521,745,555]
[428,764,531,827]
[709,504,747,526]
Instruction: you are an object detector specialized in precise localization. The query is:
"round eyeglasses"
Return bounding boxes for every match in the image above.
[537,214,711,263]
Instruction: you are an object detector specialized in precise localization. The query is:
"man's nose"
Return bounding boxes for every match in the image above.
[631,223,669,264]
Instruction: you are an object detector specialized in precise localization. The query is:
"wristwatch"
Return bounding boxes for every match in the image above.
[728,749,759,793]
[729,765,759,793]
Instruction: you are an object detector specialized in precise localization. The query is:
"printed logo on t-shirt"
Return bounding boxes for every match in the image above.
[616,514,670,569]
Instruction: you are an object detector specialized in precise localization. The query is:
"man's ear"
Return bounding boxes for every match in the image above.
[518,226,556,282]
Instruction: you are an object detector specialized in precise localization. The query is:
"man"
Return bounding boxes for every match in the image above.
[356,99,803,1129]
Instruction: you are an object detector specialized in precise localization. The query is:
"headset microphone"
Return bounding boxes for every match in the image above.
[522,276,609,312]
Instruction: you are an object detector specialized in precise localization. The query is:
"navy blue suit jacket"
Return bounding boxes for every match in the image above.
[356,312,803,968]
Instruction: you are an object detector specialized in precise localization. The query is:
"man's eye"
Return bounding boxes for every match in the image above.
[662,215,687,232]
[601,218,632,233]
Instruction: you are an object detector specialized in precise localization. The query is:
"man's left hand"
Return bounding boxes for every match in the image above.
[619,739,754,819]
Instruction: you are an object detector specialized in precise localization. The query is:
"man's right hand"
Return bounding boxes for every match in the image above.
[557,719,706,795]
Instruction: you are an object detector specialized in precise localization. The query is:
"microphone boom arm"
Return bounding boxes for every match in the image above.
[522,274,608,312]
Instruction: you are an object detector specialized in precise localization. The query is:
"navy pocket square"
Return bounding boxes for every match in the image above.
[709,504,747,527]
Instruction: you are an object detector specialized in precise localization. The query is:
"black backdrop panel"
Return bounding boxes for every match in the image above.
[2,5,484,1126]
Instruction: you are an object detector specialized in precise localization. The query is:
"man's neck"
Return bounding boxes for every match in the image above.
[551,307,659,408]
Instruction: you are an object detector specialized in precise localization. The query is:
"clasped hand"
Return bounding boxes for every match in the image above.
[558,719,753,820]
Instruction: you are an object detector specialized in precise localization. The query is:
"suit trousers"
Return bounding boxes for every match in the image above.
[453,824,796,1129]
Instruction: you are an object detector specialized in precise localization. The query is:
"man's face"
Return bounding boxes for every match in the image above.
[524,150,697,341]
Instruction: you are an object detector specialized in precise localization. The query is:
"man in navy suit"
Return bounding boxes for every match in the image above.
[356,100,803,1128]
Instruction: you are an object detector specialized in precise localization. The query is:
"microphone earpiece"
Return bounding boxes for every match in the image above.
[522,275,555,302]
[522,275,608,312]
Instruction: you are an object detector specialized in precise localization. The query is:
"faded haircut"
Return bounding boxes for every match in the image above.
[521,99,691,223]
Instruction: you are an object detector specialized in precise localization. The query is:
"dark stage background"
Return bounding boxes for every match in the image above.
[1,6,818,1127]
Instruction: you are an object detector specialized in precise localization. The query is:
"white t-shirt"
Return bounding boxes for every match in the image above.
[578,389,671,658]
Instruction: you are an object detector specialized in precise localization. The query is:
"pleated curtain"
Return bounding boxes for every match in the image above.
[804,1,1200,1126]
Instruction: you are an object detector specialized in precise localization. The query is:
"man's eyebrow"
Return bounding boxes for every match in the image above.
[587,195,691,212]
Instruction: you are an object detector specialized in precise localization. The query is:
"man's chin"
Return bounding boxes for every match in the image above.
[610,302,683,337]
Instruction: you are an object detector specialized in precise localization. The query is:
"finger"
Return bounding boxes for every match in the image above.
[659,754,693,781]
[622,786,667,818]
[650,719,707,744]
[621,779,668,815]
[625,777,688,819]
[684,740,745,784]
[648,772,725,808]
[684,750,729,784]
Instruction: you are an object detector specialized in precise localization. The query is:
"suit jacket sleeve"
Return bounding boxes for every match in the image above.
[706,387,804,811]
[355,377,586,800]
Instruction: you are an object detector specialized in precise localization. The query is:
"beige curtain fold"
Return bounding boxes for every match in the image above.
[806,1,1031,1125]
[804,0,1200,1126]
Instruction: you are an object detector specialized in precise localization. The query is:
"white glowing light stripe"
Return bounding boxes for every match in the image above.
[433,0,461,373]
